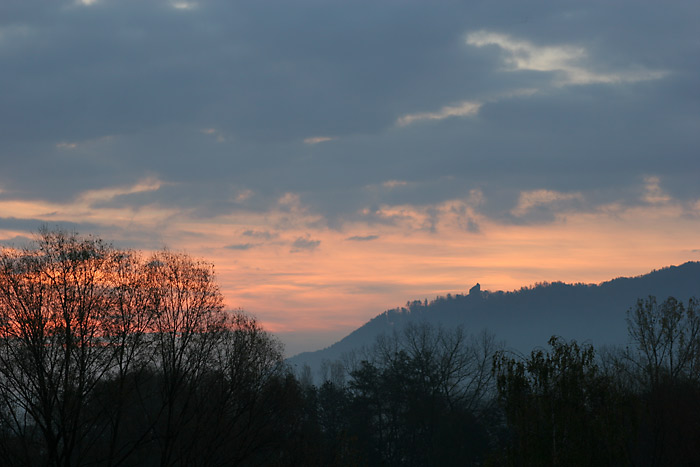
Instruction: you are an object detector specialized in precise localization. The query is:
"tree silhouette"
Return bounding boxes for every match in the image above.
[494,336,633,466]
[347,323,498,466]
[625,296,700,388]
[620,296,700,465]
[0,229,291,466]
[0,229,124,465]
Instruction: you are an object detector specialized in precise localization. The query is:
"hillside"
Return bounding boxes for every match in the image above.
[287,262,700,377]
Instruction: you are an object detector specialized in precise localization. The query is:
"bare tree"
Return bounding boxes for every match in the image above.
[143,250,226,466]
[95,250,159,466]
[190,312,287,466]
[626,296,700,388]
[0,230,299,466]
[0,229,121,466]
[347,323,501,466]
[370,323,499,412]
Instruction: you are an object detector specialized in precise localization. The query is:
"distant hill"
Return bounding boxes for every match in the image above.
[286,262,700,379]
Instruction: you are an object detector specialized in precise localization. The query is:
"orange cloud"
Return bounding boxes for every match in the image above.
[1,182,698,354]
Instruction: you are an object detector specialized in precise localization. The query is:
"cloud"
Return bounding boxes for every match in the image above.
[243,230,277,240]
[78,178,164,207]
[0,217,103,235]
[643,176,671,204]
[225,243,254,250]
[382,180,407,189]
[397,101,481,126]
[234,189,253,202]
[466,31,668,86]
[0,2,694,216]
[346,235,379,242]
[201,128,226,143]
[171,2,198,10]
[304,136,335,145]
[465,218,480,233]
[291,236,320,252]
[511,189,583,217]
[278,193,301,208]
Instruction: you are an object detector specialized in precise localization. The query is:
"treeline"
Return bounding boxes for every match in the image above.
[298,296,700,466]
[0,230,297,466]
[0,230,699,466]
[294,326,500,466]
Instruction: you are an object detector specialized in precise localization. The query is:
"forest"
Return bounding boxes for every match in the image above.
[0,230,699,466]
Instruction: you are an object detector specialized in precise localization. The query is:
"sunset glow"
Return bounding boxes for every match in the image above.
[2,182,698,355]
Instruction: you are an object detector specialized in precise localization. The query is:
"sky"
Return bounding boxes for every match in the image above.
[1,0,699,356]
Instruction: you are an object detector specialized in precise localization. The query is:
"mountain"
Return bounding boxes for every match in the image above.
[286,262,700,378]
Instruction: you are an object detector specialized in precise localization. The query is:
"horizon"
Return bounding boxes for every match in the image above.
[2,1,699,358]
[278,259,699,357]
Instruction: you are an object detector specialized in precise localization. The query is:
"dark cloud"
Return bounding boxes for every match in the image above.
[291,237,321,253]
[466,219,480,233]
[0,218,102,234]
[242,230,278,240]
[346,235,379,242]
[0,0,698,227]
[0,217,169,251]
[224,243,254,250]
